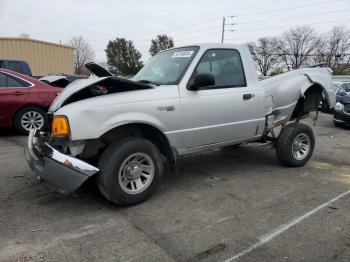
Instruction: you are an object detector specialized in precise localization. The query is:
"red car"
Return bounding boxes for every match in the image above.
[0,68,61,134]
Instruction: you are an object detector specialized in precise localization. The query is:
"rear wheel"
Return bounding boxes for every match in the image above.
[14,106,47,135]
[97,137,163,206]
[276,123,315,167]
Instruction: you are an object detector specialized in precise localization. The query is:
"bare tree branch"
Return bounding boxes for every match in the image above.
[277,26,320,69]
[69,36,95,74]
[247,37,280,76]
[314,26,350,73]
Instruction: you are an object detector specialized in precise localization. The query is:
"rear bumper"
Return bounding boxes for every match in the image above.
[25,129,99,193]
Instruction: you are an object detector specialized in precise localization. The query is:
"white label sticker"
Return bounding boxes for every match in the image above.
[171,51,194,58]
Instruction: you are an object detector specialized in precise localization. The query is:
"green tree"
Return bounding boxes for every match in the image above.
[149,34,174,56]
[105,38,143,75]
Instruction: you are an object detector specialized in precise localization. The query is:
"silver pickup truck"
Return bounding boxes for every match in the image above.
[25,43,335,206]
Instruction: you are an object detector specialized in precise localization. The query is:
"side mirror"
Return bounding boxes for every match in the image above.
[187,73,215,91]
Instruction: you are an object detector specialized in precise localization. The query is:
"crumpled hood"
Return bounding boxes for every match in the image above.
[49,76,151,112]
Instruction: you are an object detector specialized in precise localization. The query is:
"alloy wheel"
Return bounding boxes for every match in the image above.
[118,153,155,194]
[20,111,44,131]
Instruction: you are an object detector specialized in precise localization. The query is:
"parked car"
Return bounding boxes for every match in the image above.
[25,44,334,206]
[0,68,61,134]
[333,82,350,127]
[0,59,32,76]
[40,74,88,88]
[335,82,350,101]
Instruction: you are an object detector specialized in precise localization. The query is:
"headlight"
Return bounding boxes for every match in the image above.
[51,115,70,137]
[334,102,344,111]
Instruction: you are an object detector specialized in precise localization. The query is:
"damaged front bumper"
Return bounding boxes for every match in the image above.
[25,129,99,193]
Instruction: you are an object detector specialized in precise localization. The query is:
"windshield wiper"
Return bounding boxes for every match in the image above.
[137,79,160,86]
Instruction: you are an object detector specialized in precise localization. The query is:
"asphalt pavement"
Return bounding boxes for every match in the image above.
[0,113,349,262]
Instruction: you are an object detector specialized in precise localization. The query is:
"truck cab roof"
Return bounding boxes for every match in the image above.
[0,59,32,76]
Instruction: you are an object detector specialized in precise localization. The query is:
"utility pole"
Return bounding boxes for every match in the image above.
[221,16,236,43]
[221,17,226,43]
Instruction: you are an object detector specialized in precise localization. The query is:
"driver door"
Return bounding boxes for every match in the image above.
[178,49,260,150]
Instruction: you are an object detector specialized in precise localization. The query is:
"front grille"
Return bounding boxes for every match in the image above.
[344,104,350,114]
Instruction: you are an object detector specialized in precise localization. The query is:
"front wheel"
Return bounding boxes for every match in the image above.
[276,123,315,167]
[97,138,163,206]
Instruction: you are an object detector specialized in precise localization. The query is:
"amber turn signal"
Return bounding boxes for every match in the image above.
[51,115,70,137]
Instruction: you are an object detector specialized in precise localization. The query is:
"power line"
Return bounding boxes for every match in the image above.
[78,24,221,43]
[236,0,345,17]
[220,5,347,43]
[127,17,221,40]
[82,15,350,51]
[174,30,222,43]
[166,25,221,38]
[235,10,350,25]
[56,0,348,59]
[127,1,345,41]
[224,37,265,42]
[84,25,222,46]
[133,25,221,43]
[60,1,346,45]
[112,30,222,48]
[235,19,350,32]
[125,29,222,49]
[251,52,350,57]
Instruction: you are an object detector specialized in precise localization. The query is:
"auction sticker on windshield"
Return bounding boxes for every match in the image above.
[171,51,194,58]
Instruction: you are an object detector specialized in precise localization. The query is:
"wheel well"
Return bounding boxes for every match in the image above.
[98,123,176,165]
[291,84,324,119]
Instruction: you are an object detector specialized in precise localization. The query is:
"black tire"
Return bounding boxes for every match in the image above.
[14,106,48,135]
[97,137,163,206]
[276,123,315,167]
[333,120,343,128]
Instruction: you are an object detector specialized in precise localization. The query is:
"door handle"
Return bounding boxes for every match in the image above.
[243,93,253,100]
[9,91,25,96]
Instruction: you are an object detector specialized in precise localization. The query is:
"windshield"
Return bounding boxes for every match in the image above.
[133,46,199,85]
[341,83,350,92]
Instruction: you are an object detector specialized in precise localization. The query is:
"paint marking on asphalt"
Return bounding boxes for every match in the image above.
[223,189,350,262]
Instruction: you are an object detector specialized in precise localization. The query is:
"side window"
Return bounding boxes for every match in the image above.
[7,62,23,74]
[193,49,246,88]
[0,61,4,68]
[0,73,29,88]
[0,73,6,87]
[7,75,27,87]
